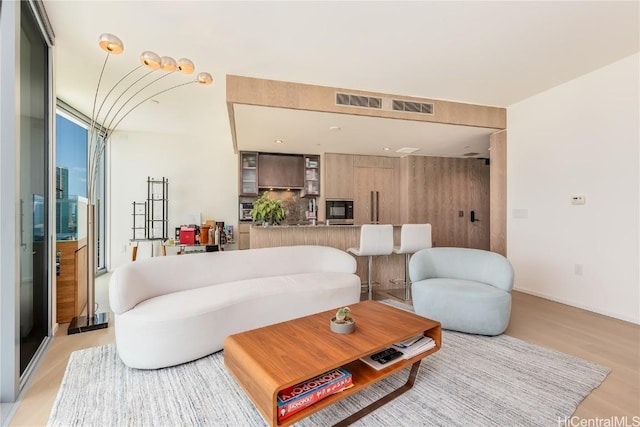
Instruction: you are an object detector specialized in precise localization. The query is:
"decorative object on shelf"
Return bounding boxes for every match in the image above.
[330,306,355,334]
[250,191,286,226]
[69,33,213,335]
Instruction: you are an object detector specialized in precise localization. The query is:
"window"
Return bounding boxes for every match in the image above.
[56,103,107,272]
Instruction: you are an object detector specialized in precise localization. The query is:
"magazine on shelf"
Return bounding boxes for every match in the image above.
[277,367,353,421]
[360,335,436,371]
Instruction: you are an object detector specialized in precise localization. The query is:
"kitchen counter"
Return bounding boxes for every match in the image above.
[250,224,406,292]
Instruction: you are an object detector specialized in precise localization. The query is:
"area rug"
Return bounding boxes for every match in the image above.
[48,303,609,427]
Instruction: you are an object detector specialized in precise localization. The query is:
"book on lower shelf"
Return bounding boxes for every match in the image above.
[359,335,436,371]
[277,367,353,421]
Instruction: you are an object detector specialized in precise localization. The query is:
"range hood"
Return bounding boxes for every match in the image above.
[258,153,305,189]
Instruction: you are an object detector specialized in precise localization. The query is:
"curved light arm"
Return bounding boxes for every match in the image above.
[88,79,200,199]
[88,68,158,186]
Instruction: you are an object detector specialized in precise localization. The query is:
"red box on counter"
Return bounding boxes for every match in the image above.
[179,227,195,244]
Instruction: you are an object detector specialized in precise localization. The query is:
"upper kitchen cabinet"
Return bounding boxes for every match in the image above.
[324,153,354,200]
[239,151,259,195]
[301,155,320,197]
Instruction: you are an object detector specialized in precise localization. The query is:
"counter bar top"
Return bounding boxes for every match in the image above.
[250,225,405,292]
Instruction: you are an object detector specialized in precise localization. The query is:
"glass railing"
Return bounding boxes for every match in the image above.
[56,196,87,241]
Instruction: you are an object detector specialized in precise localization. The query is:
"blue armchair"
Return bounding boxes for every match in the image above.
[409,247,514,336]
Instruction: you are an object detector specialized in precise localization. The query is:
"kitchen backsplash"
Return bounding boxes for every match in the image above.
[268,190,314,224]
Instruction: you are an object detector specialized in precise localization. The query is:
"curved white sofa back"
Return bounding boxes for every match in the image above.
[409,247,514,292]
[109,245,357,314]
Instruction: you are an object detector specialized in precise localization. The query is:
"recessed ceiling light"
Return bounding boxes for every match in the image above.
[274,139,283,144]
[396,147,420,154]
[329,126,341,131]
[383,147,391,151]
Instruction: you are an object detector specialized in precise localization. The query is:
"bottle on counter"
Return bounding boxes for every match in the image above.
[214,226,220,245]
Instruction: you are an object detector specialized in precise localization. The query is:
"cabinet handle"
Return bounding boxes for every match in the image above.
[376,191,380,223]
[470,210,479,223]
[370,191,374,223]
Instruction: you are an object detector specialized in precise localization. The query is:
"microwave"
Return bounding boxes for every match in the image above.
[326,200,354,224]
[239,202,253,221]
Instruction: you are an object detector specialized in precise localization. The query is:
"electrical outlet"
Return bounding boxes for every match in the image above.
[123,244,128,253]
[574,264,583,276]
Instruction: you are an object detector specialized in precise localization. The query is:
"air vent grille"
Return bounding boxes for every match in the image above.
[336,92,382,109]
[336,92,435,115]
[392,99,434,115]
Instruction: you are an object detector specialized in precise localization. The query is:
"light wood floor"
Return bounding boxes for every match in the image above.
[8,289,639,426]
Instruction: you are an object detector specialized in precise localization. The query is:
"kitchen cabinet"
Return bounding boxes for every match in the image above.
[239,152,259,195]
[301,155,320,197]
[353,166,395,224]
[353,155,394,169]
[56,240,87,323]
[324,153,354,200]
[238,223,251,250]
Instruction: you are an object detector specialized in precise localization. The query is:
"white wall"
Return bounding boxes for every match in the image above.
[108,131,238,269]
[507,53,639,324]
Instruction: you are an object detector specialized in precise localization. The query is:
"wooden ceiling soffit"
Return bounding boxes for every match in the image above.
[226,74,506,152]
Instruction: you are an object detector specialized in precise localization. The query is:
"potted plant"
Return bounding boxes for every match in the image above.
[330,307,355,334]
[250,191,286,226]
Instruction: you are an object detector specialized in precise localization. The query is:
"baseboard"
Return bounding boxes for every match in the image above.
[513,286,639,325]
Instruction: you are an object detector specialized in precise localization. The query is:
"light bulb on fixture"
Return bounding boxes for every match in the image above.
[177,58,195,74]
[98,33,124,54]
[140,51,161,69]
[196,72,213,85]
[160,56,177,72]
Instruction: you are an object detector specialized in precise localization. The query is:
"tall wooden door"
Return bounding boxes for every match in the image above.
[405,156,489,250]
[467,159,490,249]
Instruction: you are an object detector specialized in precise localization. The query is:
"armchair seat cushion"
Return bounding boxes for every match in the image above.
[412,278,511,336]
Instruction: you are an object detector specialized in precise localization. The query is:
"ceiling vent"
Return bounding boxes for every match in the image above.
[392,99,434,115]
[336,93,382,109]
[463,152,480,157]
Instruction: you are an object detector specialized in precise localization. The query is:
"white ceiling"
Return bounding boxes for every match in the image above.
[44,1,639,157]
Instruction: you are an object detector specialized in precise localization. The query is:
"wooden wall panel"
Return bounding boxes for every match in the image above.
[490,131,507,255]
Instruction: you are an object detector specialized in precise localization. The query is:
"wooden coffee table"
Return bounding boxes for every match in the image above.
[224,300,441,426]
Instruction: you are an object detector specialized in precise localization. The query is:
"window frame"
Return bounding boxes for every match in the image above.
[56,100,108,274]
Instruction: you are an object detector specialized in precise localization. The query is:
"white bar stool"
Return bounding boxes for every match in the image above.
[391,224,432,300]
[347,224,394,300]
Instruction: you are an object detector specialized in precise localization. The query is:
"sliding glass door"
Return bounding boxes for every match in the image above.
[19,1,50,376]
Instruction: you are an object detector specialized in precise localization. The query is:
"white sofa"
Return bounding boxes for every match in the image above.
[109,245,361,369]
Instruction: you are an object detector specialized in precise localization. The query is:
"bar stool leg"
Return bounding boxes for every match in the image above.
[404,253,411,300]
[368,255,373,300]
